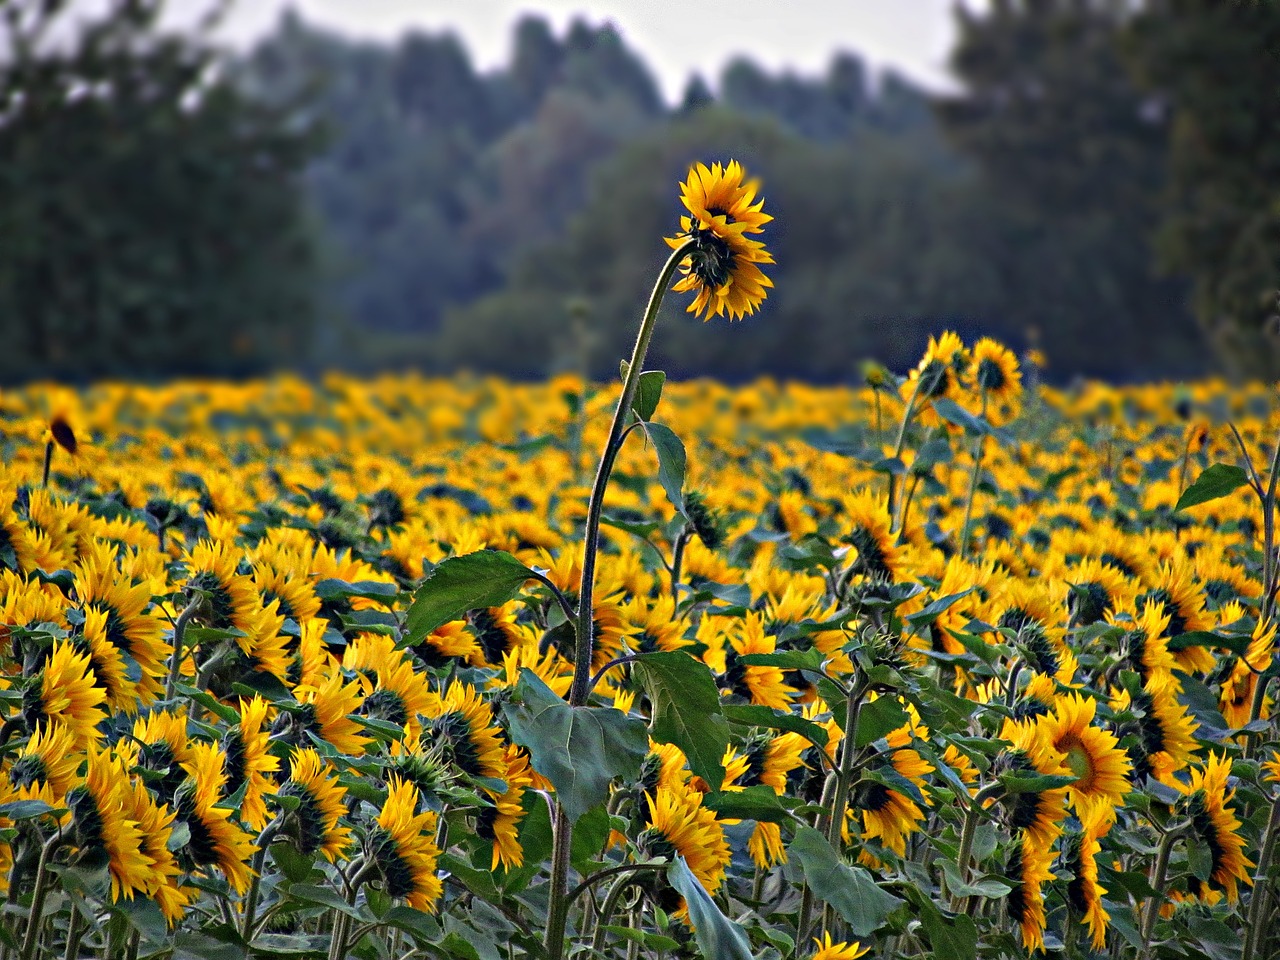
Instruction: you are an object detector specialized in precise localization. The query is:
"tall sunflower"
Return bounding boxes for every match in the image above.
[1114,681,1199,784]
[119,778,192,925]
[367,777,443,912]
[475,744,533,871]
[1062,811,1109,950]
[665,160,773,321]
[275,666,369,759]
[969,337,1022,426]
[997,719,1069,852]
[1006,835,1055,953]
[9,720,81,803]
[277,748,352,864]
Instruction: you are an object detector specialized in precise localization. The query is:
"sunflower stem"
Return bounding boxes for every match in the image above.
[824,678,866,851]
[241,819,283,940]
[886,379,924,522]
[1244,796,1280,960]
[19,831,62,960]
[547,238,695,960]
[40,441,53,490]
[958,397,989,559]
[1140,826,1179,959]
[950,782,1003,913]
[164,597,206,703]
[589,874,641,954]
[669,529,691,605]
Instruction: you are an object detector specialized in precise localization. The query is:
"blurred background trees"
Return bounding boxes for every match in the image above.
[1,0,1276,383]
[0,0,322,381]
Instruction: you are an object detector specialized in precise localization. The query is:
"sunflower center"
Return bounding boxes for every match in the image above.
[976,357,1007,392]
[686,227,735,291]
[1063,742,1094,790]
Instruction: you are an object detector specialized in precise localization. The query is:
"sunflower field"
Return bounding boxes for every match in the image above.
[0,162,1277,960]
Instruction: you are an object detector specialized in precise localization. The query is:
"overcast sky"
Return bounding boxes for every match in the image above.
[164,1,973,100]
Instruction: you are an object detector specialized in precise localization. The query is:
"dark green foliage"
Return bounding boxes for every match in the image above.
[0,0,321,382]
[1126,0,1280,376]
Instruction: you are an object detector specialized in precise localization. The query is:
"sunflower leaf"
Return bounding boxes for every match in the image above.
[722,704,829,748]
[633,370,666,421]
[787,826,903,937]
[638,421,692,522]
[501,669,647,821]
[1174,463,1249,512]
[855,696,910,748]
[668,856,754,960]
[405,550,537,642]
[702,785,793,823]
[631,651,728,792]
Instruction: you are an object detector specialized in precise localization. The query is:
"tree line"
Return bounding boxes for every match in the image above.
[1,0,1275,383]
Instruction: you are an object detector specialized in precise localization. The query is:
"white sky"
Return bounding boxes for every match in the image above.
[164,0,974,100]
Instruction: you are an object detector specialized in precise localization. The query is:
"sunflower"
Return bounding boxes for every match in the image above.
[367,777,443,912]
[838,490,902,581]
[699,612,797,710]
[414,619,484,669]
[173,741,257,894]
[421,682,506,783]
[850,722,934,858]
[1194,552,1260,610]
[1062,811,1109,950]
[222,696,279,831]
[639,785,731,896]
[806,932,869,960]
[900,331,969,428]
[491,642,573,699]
[1006,835,1055,953]
[1114,681,1199,784]
[625,595,692,655]
[475,744,533,870]
[65,747,154,903]
[277,666,369,758]
[119,778,192,924]
[74,606,137,714]
[73,540,166,705]
[277,748,352,863]
[665,160,773,321]
[346,635,438,739]
[23,640,107,750]
[1136,559,1214,674]
[997,719,1069,852]
[251,556,321,624]
[1063,558,1138,628]
[1177,753,1253,903]
[1109,604,1179,692]
[1220,614,1275,729]
[1036,692,1131,819]
[9,721,82,802]
[969,337,1022,426]
[467,603,524,666]
[129,709,194,803]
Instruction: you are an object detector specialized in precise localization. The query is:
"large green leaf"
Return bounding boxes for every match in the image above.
[703,785,792,823]
[1175,463,1249,512]
[902,886,977,960]
[722,703,829,748]
[788,827,902,937]
[501,669,647,820]
[854,696,910,748]
[404,550,535,642]
[639,421,691,521]
[632,651,728,791]
[668,856,753,960]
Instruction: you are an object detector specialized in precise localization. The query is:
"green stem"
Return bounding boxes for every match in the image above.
[825,681,865,850]
[571,238,694,708]
[61,906,82,960]
[241,820,282,940]
[886,379,924,521]
[19,832,62,960]
[165,597,205,703]
[546,239,694,960]
[589,874,642,955]
[1246,673,1275,762]
[949,783,1002,913]
[1141,828,1178,959]
[669,529,691,605]
[1244,798,1280,960]
[958,398,988,558]
[40,441,52,490]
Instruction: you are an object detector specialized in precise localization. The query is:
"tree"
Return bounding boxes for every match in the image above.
[935,0,1205,377]
[0,0,322,382]
[1126,0,1280,376]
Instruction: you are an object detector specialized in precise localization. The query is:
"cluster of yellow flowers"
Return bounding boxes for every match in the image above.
[0,331,1275,959]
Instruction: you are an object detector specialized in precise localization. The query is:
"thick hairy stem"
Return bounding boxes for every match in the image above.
[1141,828,1178,959]
[241,820,282,940]
[571,239,694,708]
[19,832,62,960]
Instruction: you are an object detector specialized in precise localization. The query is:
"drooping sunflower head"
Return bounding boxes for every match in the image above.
[996,719,1069,851]
[1036,692,1131,819]
[222,696,279,831]
[9,720,81,802]
[22,640,107,751]
[638,785,731,897]
[422,681,507,783]
[666,160,774,321]
[65,747,154,904]
[1006,835,1055,953]
[1062,811,1110,951]
[1178,753,1253,903]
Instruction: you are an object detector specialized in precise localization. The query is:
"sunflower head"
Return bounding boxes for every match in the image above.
[666,160,774,321]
